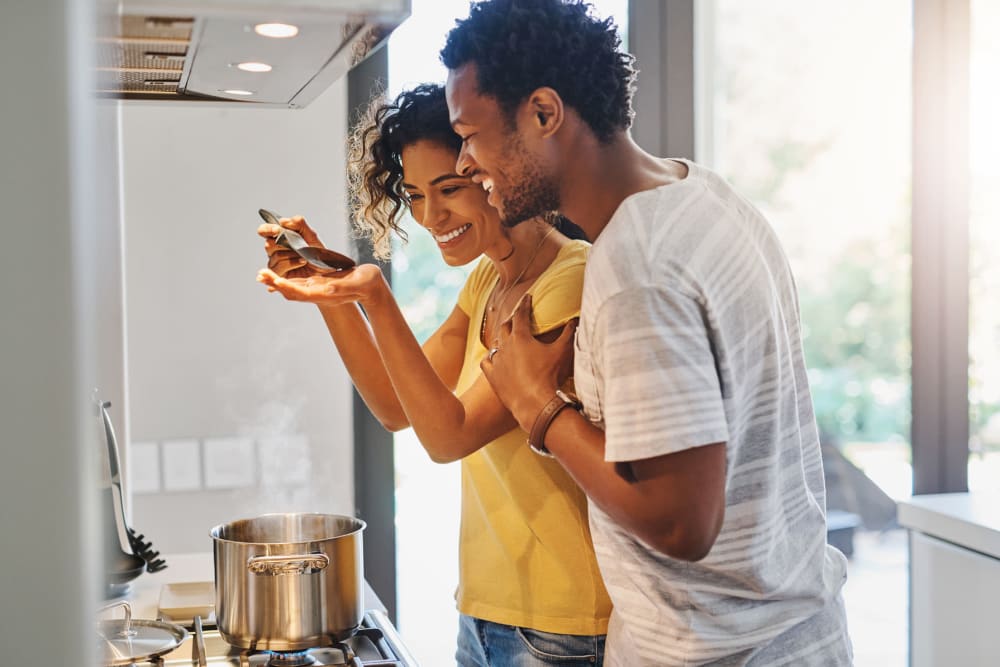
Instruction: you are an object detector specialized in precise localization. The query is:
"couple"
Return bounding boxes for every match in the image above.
[257,1,852,666]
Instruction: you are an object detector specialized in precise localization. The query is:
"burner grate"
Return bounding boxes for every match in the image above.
[265,649,318,667]
[131,611,415,666]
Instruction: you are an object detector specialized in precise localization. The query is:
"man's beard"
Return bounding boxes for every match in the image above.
[495,136,559,227]
[498,158,559,227]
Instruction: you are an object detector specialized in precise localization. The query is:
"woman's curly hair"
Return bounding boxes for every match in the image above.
[347,83,461,260]
[440,0,636,143]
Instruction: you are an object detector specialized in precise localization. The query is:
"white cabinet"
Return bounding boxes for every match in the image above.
[909,531,1000,666]
[899,493,1000,667]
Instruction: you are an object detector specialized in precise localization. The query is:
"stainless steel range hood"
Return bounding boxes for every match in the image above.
[98,0,409,107]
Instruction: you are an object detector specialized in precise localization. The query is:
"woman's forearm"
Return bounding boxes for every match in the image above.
[361,285,509,462]
[316,301,410,431]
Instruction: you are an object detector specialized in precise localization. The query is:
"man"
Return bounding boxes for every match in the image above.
[441,1,853,665]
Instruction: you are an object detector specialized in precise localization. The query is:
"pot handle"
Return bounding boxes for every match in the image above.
[246,553,330,576]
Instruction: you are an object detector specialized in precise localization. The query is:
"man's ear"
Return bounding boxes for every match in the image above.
[527,87,564,138]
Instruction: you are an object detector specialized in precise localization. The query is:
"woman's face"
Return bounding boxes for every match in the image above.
[400,139,506,267]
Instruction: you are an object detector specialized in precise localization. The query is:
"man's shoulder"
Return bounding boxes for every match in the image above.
[587,180,727,287]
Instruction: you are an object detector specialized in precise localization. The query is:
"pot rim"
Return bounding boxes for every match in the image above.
[209,512,366,546]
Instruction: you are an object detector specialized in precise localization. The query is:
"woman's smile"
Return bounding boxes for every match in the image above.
[434,222,473,246]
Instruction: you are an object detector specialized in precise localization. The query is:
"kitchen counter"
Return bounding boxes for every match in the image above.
[897,492,1000,667]
[897,491,1000,557]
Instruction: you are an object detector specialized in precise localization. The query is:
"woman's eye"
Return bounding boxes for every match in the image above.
[405,192,423,203]
[441,185,462,195]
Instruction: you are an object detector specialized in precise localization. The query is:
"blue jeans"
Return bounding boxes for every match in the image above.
[456,613,605,666]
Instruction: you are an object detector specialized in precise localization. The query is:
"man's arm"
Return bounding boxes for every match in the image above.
[541,409,726,561]
[481,294,727,561]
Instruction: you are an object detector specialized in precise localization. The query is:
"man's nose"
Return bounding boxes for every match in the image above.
[456,144,476,177]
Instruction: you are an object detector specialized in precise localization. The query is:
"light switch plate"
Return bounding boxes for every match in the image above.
[161,439,201,492]
[203,436,256,489]
[129,441,161,494]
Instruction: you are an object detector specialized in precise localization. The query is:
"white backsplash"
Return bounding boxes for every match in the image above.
[120,77,357,554]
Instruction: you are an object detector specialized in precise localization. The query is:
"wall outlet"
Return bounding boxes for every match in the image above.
[161,439,201,491]
[129,441,161,494]
[203,436,256,489]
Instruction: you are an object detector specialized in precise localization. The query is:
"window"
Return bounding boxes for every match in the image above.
[968,0,1000,492]
[697,2,913,663]
[386,3,628,664]
[700,0,913,494]
[387,7,474,663]
[379,3,990,665]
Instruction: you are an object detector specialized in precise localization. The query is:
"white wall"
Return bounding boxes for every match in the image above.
[121,81,357,553]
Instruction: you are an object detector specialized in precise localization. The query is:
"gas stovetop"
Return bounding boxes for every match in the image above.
[136,610,417,667]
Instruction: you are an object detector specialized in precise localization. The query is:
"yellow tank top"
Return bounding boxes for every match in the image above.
[453,240,611,635]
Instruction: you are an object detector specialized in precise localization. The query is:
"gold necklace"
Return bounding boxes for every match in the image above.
[488,224,555,313]
[480,225,556,345]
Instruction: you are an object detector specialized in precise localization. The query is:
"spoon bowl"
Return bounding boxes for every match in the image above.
[258,208,356,272]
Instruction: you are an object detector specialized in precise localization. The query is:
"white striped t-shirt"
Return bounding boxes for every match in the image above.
[574,159,852,666]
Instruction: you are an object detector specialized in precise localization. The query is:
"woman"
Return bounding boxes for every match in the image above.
[256,84,610,666]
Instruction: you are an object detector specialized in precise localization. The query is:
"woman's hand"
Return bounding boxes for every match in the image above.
[256,214,322,279]
[257,263,386,307]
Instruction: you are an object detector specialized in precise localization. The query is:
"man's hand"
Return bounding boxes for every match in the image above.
[480,294,577,432]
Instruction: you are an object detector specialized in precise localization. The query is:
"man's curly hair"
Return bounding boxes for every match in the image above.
[347,83,461,260]
[440,0,636,142]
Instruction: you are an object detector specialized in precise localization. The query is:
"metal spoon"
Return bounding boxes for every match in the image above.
[258,208,356,272]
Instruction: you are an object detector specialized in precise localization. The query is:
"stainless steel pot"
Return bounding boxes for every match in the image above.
[210,513,366,651]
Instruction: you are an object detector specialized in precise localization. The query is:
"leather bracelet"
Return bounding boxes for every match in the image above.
[527,389,581,457]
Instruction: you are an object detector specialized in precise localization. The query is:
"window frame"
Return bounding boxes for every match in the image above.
[348,45,399,623]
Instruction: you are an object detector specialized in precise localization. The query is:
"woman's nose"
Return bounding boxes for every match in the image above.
[421,199,448,228]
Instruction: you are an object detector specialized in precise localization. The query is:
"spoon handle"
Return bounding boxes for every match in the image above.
[259,208,308,250]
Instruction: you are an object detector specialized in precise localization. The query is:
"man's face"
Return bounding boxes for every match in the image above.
[445,63,559,227]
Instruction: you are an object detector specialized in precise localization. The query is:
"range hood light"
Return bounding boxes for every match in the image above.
[254,23,299,38]
[100,2,411,106]
[236,62,272,73]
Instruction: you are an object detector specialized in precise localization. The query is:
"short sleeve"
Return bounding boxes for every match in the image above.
[594,285,730,462]
[456,257,496,317]
[526,241,589,335]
